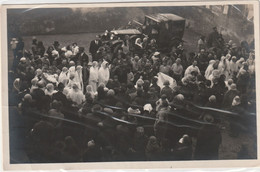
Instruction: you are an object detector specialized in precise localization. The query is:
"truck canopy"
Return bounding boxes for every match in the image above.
[145,13,185,23]
[111,29,142,35]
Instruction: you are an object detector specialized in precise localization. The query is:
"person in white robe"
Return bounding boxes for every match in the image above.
[68,61,76,78]
[75,65,83,91]
[67,83,85,105]
[98,61,110,87]
[58,67,69,84]
[229,56,238,79]
[208,69,221,87]
[66,72,80,89]
[204,60,216,80]
[218,56,230,80]
[88,61,99,92]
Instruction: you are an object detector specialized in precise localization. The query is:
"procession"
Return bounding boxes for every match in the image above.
[8,10,256,163]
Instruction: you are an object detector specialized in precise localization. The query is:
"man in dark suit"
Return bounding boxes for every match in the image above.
[89,35,102,62]
[72,47,89,66]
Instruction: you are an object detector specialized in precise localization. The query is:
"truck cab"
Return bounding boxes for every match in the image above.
[107,13,186,52]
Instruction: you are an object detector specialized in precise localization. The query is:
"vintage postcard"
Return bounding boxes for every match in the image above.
[1,0,259,170]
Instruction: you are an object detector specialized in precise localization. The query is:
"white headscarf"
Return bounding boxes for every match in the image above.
[58,67,69,83]
[67,83,85,105]
[98,61,110,86]
[135,38,143,48]
[89,61,99,82]
[75,65,83,91]
[204,60,216,80]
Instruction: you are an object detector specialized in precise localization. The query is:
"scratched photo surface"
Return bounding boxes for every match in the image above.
[7,5,256,163]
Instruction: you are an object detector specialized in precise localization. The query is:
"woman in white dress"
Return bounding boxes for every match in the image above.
[98,61,110,87]
[88,61,99,92]
[204,60,216,80]
[75,65,83,91]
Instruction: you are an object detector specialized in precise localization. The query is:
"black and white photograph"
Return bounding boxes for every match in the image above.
[1,1,259,170]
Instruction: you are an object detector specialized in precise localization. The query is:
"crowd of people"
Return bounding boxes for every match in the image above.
[9,26,256,162]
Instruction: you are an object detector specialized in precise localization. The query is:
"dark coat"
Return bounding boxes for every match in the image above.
[89,40,102,55]
[194,124,222,160]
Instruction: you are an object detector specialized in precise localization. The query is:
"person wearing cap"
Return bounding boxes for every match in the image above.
[89,35,102,62]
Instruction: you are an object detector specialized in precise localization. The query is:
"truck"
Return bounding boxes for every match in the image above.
[105,13,186,53]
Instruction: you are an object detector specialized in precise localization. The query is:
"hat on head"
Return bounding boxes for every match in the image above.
[52,50,59,56]
[23,94,32,102]
[154,52,160,56]
[175,94,184,101]
[20,57,26,62]
[107,89,115,96]
[65,51,72,58]
[143,104,153,113]
[209,95,216,102]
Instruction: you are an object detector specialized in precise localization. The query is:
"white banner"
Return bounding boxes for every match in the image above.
[157,72,177,89]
